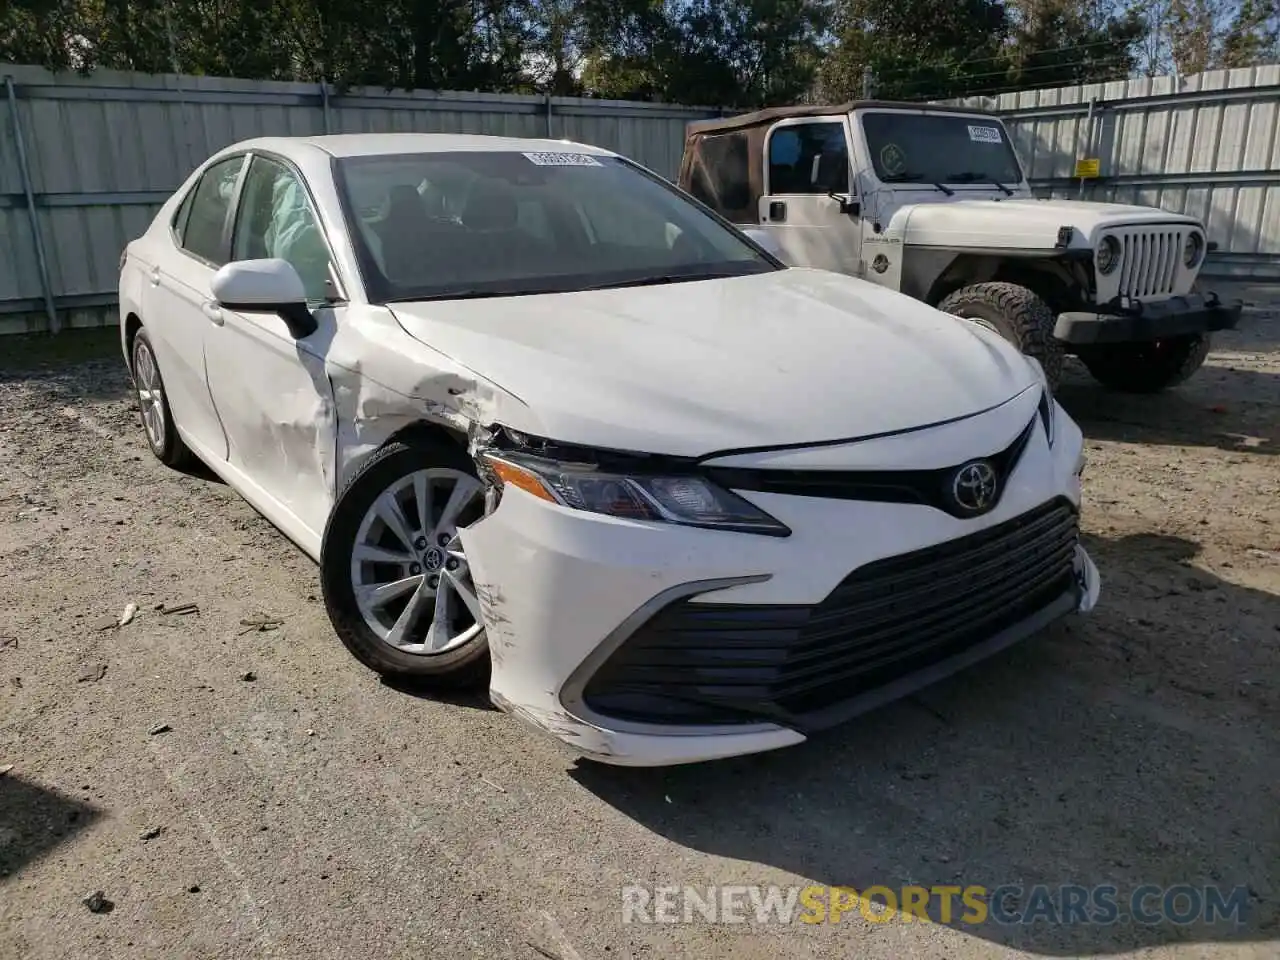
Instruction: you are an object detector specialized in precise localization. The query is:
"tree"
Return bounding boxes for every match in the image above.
[1005,0,1147,90]
[816,0,1010,102]
[1218,0,1279,68]
[1137,0,1279,75]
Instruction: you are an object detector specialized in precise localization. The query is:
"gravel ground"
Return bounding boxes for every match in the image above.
[1,288,1278,960]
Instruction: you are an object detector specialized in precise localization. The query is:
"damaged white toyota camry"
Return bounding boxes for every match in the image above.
[118,133,1100,766]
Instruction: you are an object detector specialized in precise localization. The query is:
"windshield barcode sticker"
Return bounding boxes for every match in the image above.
[968,125,1003,143]
[523,152,602,166]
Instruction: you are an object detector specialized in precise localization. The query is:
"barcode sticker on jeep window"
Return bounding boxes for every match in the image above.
[523,152,602,166]
[968,125,1003,143]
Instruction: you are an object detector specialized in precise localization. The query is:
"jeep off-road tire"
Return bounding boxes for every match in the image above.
[938,282,1065,389]
[1077,334,1212,394]
[320,436,491,687]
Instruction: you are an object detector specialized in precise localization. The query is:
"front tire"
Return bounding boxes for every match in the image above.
[1077,334,1211,393]
[320,436,490,685]
[938,282,1065,389]
[131,327,192,468]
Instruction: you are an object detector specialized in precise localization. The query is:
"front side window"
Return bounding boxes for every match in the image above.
[768,122,848,195]
[861,112,1024,186]
[334,151,779,303]
[181,155,245,266]
[231,155,332,302]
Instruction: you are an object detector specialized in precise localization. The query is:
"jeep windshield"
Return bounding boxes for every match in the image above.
[860,112,1024,188]
[334,151,779,303]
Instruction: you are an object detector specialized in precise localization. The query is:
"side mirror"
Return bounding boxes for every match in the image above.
[212,259,317,338]
[741,227,787,262]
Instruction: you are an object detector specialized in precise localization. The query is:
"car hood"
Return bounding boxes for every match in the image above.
[389,268,1037,458]
[892,197,1201,252]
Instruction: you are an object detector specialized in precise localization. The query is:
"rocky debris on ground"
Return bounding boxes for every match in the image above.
[156,601,199,616]
[148,723,172,736]
[238,614,283,635]
[81,891,112,914]
[77,663,108,683]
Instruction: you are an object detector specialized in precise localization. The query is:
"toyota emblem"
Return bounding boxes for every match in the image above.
[951,460,999,515]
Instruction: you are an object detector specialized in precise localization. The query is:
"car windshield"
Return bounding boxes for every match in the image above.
[334,150,779,303]
[860,112,1024,186]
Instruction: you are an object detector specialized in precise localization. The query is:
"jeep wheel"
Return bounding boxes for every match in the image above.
[1077,334,1211,394]
[938,282,1064,389]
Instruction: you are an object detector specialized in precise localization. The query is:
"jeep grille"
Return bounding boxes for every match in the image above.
[1113,227,1187,299]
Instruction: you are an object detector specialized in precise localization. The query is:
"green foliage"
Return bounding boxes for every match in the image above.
[1,0,1276,104]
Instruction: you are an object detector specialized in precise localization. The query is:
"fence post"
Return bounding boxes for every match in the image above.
[545,91,554,138]
[4,75,58,334]
[321,79,332,134]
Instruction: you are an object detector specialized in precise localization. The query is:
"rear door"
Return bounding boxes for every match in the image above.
[143,154,247,461]
[758,118,862,276]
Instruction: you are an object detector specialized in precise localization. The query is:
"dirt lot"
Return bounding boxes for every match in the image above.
[2,289,1278,960]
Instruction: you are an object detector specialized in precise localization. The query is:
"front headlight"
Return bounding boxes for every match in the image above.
[1096,235,1121,275]
[484,452,791,537]
[1183,232,1204,268]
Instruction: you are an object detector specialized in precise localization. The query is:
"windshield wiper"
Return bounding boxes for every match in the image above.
[947,172,1014,196]
[382,267,761,303]
[579,269,753,292]
[880,173,954,196]
[385,289,546,303]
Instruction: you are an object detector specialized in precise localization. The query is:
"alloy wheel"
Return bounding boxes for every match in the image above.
[349,468,487,655]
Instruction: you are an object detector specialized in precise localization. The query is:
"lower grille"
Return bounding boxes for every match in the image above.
[581,499,1079,729]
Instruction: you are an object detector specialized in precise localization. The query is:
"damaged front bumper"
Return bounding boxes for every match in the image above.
[459,403,1099,768]
[1055,291,1243,346]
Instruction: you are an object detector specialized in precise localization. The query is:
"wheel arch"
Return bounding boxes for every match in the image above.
[124,312,144,369]
[919,251,1093,314]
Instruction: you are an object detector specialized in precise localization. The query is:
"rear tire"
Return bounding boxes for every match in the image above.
[130,327,193,468]
[320,436,490,686]
[938,282,1064,389]
[1077,334,1211,393]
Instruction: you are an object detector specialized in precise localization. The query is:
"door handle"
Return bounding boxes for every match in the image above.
[149,267,161,286]
[201,301,224,325]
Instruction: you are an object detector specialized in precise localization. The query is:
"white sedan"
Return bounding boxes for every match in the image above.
[118,133,1100,766]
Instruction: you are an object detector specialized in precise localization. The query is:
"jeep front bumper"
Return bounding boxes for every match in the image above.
[1054,292,1243,346]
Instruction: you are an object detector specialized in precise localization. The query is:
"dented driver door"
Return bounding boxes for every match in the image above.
[201,154,342,550]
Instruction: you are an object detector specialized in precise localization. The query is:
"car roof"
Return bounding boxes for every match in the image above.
[686,100,1001,136]
[221,133,620,161]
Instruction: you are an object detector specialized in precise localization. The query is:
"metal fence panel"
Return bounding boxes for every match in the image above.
[2,62,1278,333]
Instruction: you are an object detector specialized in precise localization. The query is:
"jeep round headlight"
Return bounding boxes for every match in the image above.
[1183,232,1204,268]
[1096,235,1121,275]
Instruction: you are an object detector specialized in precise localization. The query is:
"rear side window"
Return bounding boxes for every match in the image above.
[181,155,245,266]
[693,132,751,217]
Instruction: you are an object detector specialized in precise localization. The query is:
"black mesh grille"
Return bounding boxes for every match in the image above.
[581,499,1079,730]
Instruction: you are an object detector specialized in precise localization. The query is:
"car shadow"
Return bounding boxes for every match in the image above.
[381,675,500,712]
[570,531,1279,955]
[1057,359,1278,456]
[0,774,103,879]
